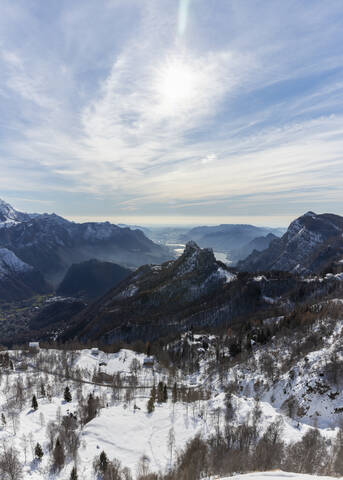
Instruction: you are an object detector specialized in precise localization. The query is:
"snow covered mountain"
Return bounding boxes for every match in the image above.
[0,199,171,286]
[0,198,32,226]
[238,211,343,274]
[0,247,49,301]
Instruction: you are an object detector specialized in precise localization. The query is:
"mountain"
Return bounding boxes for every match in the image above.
[238,211,343,274]
[57,259,131,299]
[0,199,171,286]
[179,224,284,253]
[63,241,343,344]
[0,198,33,226]
[0,247,50,301]
[230,232,278,264]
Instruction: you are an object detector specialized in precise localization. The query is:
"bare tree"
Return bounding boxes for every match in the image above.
[0,445,22,480]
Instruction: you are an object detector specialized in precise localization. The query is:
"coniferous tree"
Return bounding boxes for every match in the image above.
[53,438,65,471]
[64,386,72,403]
[99,450,108,474]
[151,384,156,402]
[147,395,155,414]
[32,395,38,411]
[172,382,178,403]
[163,384,168,402]
[40,383,46,397]
[34,442,44,460]
[1,413,6,427]
[70,465,78,480]
[157,381,164,403]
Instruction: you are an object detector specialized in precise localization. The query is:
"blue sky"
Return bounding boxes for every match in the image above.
[1,0,343,226]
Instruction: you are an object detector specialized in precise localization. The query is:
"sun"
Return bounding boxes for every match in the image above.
[155,57,197,109]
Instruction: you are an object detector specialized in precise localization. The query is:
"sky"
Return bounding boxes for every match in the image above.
[1,0,343,227]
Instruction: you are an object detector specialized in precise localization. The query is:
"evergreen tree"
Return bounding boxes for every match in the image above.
[163,384,168,402]
[70,465,78,480]
[34,442,44,460]
[53,437,65,471]
[64,386,72,403]
[32,395,38,411]
[1,413,6,427]
[151,384,156,402]
[172,382,178,403]
[157,381,164,403]
[99,450,108,473]
[147,395,155,413]
[40,383,46,397]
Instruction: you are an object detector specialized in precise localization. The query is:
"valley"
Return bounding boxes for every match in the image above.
[0,200,342,479]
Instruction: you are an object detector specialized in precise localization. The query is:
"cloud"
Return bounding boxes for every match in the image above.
[0,0,343,222]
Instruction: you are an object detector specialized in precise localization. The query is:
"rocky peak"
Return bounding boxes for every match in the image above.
[0,199,19,222]
[175,241,218,277]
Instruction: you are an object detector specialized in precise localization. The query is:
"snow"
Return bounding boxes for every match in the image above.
[80,400,207,474]
[254,275,267,282]
[219,472,343,480]
[117,284,138,298]
[0,247,32,277]
[0,313,342,480]
[217,267,237,283]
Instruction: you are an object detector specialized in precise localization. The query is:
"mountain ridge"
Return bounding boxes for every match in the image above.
[238,211,343,274]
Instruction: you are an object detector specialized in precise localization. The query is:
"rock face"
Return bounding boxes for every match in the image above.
[0,248,49,301]
[57,259,131,299]
[64,241,240,342]
[0,200,171,286]
[238,212,343,274]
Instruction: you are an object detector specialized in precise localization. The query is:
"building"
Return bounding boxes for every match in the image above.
[143,356,154,368]
[29,342,40,351]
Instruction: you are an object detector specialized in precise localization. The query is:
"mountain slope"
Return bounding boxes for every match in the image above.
[64,241,343,344]
[57,259,131,298]
[0,247,50,301]
[230,232,278,264]
[0,198,32,226]
[179,224,283,252]
[238,212,343,274]
[0,200,171,286]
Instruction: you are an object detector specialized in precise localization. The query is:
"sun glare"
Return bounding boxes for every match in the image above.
[155,58,197,109]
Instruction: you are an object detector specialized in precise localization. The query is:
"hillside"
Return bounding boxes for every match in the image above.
[57,259,131,299]
[238,212,343,274]
[65,241,343,345]
[0,295,343,478]
[0,248,50,301]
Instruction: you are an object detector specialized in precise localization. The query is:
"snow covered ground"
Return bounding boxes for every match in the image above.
[219,472,343,480]
[0,311,342,480]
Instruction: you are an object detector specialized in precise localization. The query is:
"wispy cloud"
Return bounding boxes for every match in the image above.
[0,0,343,223]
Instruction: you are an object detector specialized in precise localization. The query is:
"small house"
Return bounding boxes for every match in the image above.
[91,347,99,356]
[143,356,154,368]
